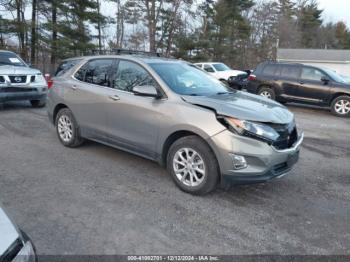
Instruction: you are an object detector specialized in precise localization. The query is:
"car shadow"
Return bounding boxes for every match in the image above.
[0,101,34,111]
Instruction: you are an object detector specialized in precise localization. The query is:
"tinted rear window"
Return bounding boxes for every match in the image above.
[55,59,82,77]
[280,65,300,79]
[262,65,277,76]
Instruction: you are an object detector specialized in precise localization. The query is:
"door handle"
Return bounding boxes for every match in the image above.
[299,81,304,85]
[71,85,77,90]
[109,95,120,101]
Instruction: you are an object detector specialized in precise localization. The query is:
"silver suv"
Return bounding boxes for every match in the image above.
[0,50,47,107]
[47,53,303,195]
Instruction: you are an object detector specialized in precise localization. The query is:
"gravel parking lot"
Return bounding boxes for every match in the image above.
[0,101,349,255]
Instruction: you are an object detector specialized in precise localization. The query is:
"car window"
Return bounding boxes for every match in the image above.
[55,59,81,77]
[203,64,215,73]
[212,63,230,71]
[301,67,326,81]
[195,64,202,68]
[74,59,114,87]
[262,65,277,76]
[0,52,26,67]
[280,65,300,79]
[149,62,230,96]
[113,60,157,92]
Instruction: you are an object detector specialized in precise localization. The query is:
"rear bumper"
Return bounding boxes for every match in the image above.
[208,130,303,186]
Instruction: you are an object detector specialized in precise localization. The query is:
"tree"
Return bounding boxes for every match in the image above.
[297,0,323,48]
[276,0,300,48]
[30,0,37,65]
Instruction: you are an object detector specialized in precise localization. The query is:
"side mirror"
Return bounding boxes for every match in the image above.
[321,76,330,84]
[133,85,160,98]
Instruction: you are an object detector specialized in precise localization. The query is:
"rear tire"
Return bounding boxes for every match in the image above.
[258,87,276,100]
[30,99,46,108]
[331,96,350,117]
[55,108,84,147]
[167,136,219,195]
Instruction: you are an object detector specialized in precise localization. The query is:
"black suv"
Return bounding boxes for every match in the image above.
[246,62,350,117]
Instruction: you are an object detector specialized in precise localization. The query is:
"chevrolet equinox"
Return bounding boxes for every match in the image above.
[47,53,303,195]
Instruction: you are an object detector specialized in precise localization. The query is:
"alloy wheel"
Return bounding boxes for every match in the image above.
[260,91,272,99]
[334,99,350,115]
[173,148,206,187]
[57,115,73,142]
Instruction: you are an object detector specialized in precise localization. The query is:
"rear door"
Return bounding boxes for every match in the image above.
[70,58,116,138]
[277,65,302,98]
[295,66,331,104]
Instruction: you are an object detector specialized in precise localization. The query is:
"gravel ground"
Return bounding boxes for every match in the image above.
[0,101,349,255]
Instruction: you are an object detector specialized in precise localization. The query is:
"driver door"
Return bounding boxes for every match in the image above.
[295,66,332,104]
[104,60,163,159]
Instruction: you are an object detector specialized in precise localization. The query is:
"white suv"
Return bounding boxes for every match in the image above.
[0,50,47,107]
[195,62,245,82]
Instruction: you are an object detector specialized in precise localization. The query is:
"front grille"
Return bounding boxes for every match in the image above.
[269,122,298,150]
[0,76,4,83]
[1,238,23,262]
[9,75,27,83]
[0,87,36,93]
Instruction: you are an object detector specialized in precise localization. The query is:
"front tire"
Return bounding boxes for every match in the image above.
[55,108,84,147]
[167,136,219,195]
[331,96,350,117]
[258,87,276,100]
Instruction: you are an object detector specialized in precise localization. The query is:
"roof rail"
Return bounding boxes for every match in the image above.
[90,49,162,57]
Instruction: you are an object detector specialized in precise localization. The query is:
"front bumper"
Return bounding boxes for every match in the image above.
[0,86,47,103]
[209,130,304,186]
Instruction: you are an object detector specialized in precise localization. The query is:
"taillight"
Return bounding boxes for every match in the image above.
[47,79,54,89]
[247,74,256,81]
[45,73,53,89]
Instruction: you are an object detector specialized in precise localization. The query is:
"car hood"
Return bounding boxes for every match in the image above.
[0,207,20,256]
[0,65,41,75]
[182,91,294,124]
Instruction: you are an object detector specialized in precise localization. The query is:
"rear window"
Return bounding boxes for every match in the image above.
[55,59,82,77]
[280,65,300,79]
[262,65,277,76]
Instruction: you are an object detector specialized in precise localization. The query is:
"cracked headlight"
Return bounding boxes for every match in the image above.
[222,116,280,143]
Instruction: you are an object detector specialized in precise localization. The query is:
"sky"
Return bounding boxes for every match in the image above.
[99,0,350,28]
[318,0,350,27]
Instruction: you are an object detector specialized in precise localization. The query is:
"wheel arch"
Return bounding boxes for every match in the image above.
[53,103,69,123]
[330,93,350,106]
[160,130,220,172]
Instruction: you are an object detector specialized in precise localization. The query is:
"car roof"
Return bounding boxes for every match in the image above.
[61,55,180,65]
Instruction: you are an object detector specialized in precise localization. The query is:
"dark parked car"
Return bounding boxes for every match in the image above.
[246,62,350,117]
[228,70,253,90]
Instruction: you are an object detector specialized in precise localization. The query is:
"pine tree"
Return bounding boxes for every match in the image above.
[297,0,323,48]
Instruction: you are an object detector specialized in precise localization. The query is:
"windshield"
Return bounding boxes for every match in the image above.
[212,63,231,71]
[0,52,27,67]
[322,68,348,83]
[149,62,230,96]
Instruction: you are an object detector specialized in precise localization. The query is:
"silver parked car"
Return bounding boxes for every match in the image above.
[0,50,47,107]
[0,204,37,261]
[47,53,303,195]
